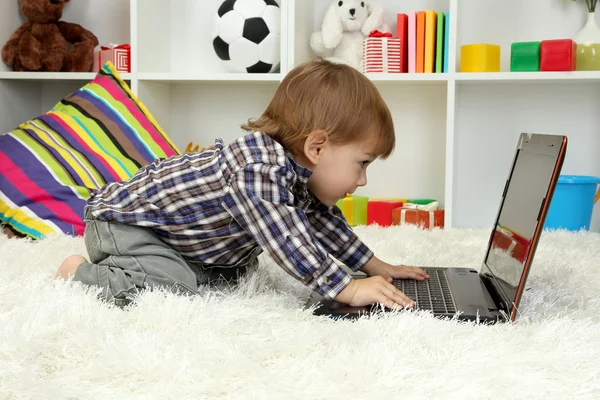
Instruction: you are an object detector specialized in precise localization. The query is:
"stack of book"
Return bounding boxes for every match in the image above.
[400,10,450,73]
[363,10,450,74]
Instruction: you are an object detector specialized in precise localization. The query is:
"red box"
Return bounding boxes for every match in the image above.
[540,39,576,71]
[491,226,530,262]
[367,200,404,227]
[93,44,131,73]
[391,207,445,230]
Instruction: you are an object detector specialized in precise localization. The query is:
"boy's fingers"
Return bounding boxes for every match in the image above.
[386,285,414,307]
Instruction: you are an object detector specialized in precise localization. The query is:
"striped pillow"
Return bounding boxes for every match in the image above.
[0,62,180,239]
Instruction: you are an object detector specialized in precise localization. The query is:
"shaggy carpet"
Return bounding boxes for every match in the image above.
[1,224,599,399]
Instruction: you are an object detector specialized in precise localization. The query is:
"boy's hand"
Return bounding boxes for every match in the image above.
[334,277,415,309]
[361,256,429,283]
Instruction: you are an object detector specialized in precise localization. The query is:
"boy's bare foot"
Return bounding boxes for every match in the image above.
[55,255,87,280]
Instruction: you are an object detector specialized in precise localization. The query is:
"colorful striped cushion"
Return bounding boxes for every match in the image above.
[0,62,180,240]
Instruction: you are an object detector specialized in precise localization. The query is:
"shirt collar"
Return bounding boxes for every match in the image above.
[286,152,313,186]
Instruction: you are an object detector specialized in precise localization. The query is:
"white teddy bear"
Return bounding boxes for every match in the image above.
[310,0,391,70]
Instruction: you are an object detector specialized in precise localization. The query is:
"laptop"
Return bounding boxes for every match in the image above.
[306,133,567,323]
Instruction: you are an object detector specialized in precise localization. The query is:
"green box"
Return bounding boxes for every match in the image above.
[510,42,541,72]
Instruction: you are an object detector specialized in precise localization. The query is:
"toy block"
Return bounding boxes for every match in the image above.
[336,194,368,226]
[460,44,500,72]
[392,207,445,230]
[510,42,540,72]
[540,39,576,71]
[367,199,404,227]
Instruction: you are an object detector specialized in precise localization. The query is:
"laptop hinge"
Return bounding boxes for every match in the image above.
[480,273,511,315]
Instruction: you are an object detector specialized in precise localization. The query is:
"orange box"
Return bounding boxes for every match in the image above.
[392,207,445,229]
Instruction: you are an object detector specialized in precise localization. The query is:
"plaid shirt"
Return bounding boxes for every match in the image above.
[86,131,374,299]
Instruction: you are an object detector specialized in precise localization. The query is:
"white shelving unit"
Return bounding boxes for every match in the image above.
[1,0,599,231]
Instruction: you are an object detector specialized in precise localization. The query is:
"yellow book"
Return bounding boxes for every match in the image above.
[424,10,437,73]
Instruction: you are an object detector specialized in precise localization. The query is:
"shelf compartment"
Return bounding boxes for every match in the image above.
[137,0,286,76]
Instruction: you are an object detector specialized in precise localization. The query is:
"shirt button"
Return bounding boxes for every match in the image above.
[323,275,332,285]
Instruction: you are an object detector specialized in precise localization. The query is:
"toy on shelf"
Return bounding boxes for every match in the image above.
[311,0,390,71]
[93,44,131,73]
[391,200,445,230]
[510,41,540,72]
[212,0,280,73]
[362,30,402,73]
[540,39,577,71]
[336,194,369,226]
[367,198,406,226]
[1,0,99,72]
[460,44,500,72]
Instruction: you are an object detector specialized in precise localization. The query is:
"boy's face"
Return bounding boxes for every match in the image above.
[305,134,377,206]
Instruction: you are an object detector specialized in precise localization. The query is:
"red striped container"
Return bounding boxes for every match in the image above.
[362,37,402,73]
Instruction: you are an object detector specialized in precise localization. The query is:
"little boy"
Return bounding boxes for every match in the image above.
[56,58,429,309]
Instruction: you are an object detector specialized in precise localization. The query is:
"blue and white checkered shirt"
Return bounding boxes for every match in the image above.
[86,131,374,299]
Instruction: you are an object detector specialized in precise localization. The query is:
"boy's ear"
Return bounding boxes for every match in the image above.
[303,130,329,165]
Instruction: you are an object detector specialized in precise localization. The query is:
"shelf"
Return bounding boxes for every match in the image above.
[455,71,600,84]
[0,71,132,82]
[137,72,282,83]
[0,0,598,231]
[366,73,448,84]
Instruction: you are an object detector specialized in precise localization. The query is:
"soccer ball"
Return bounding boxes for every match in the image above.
[212,0,281,73]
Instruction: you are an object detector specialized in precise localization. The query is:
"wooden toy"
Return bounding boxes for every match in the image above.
[336,194,368,226]
[367,199,405,227]
[460,44,500,72]
[392,207,445,230]
[540,39,576,71]
[510,42,540,72]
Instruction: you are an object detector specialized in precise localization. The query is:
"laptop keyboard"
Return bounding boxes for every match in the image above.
[393,268,457,314]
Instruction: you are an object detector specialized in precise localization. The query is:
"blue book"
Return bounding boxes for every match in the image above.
[443,12,450,73]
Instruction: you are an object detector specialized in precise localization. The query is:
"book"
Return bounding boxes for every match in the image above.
[416,11,425,73]
[408,11,416,73]
[396,13,408,72]
[436,12,445,73]
[424,10,437,73]
[443,12,450,73]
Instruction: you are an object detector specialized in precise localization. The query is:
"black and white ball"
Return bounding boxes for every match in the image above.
[212,0,281,73]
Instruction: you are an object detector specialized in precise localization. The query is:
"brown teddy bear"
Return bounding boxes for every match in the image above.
[1,0,99,72]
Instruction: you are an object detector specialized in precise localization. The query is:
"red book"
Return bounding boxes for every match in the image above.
[396,13,408,72]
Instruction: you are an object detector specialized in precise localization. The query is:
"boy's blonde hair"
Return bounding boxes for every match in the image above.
[241,58,395,159]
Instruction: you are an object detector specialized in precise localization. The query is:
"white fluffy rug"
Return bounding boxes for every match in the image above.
[1,224,599,399]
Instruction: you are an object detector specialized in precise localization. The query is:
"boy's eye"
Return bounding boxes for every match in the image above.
[360,161,370,168]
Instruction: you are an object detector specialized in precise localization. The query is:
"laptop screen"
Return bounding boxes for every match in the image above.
[481,134,564,310]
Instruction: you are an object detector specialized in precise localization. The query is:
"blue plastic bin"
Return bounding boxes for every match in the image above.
[545,175,600,231]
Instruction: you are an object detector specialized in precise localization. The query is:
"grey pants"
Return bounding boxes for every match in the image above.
[74,208,253,307]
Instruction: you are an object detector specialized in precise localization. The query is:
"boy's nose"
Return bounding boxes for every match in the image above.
[357,173,367,187]
[349,8,356,16]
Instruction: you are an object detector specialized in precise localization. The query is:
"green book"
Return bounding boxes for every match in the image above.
[435,12,445,73]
